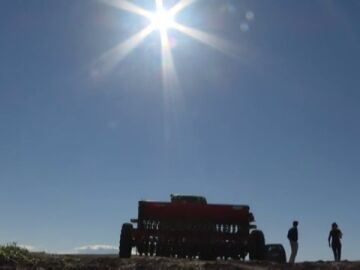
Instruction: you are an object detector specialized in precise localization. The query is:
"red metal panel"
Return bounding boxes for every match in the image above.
[138,201,250,224]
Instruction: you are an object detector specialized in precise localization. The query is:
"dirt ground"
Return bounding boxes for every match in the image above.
[0,255,359,270]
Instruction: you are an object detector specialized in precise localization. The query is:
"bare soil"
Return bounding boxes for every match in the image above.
[0,255,359,270]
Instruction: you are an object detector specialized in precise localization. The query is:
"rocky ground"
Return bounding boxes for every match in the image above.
[1,245,359,270]
[1,254,359,270]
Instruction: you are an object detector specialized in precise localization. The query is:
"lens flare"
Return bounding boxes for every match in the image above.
[97,0,241,142]
[97,0,239,80]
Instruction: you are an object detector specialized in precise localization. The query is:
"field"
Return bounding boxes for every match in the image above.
[1,246,359,270]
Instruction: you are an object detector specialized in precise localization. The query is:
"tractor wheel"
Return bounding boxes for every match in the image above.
[199,248,217,261]
[119,223,133,258]
[249,230,266,261]
[264,244,286,263]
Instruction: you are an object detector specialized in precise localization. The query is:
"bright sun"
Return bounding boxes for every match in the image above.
[150,8,174,31]
[97,0,238,86]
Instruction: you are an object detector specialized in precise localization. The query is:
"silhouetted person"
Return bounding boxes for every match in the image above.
[328,222,342,262]
[287,220,298,264]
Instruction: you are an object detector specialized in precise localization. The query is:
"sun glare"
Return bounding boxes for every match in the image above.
[97,0,238,83]
[150,8,175,31]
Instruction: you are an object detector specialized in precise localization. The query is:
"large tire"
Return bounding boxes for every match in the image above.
[249,230,266,261]
[119,223,133,258]
[199,246,217,261]
[199,252,217,261]
[264,244,286,263]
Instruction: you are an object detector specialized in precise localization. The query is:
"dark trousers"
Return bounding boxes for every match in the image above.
[289,241,298,264]
[332,243,341,262]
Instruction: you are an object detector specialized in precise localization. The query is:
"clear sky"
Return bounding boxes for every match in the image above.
[1,0,360,261]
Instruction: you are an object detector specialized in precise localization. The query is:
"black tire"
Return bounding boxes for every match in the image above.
[249,230,266,261]
[199,247,217,261]
[199,253,217,261]
[119,223,133,258]
[264,244,286,263]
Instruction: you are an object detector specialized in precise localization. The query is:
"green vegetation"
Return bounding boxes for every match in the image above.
[0,243,37,265]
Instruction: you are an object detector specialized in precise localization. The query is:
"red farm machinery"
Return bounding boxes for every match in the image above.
[119,195,286,262]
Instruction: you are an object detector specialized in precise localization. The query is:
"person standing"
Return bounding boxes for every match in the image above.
[287,220,299,264]
[328,222,342,262]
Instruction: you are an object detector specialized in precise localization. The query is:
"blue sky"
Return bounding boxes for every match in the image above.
[1,0,360,261]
